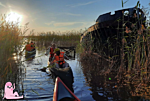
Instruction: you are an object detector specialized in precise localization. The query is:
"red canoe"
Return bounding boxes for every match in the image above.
[53,77,80,101]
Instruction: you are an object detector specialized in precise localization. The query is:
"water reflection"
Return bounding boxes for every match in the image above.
[17,49,54,101]
[67,57,94,101]
[1,48,125,101]
[79,53,150,101]
[20,48,95,100]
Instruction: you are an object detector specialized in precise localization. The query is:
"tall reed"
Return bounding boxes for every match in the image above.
[26,30,82,49]
[79,1,150,98]
[0,14,24,93]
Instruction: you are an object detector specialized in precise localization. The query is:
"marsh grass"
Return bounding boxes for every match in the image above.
[0,14,25,96]
[26,31,81,50]
[79,2,150,99]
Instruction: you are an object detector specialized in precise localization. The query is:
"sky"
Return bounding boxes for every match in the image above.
[0,0,150,35]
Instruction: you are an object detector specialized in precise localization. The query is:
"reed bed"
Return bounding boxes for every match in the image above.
[79,3,150,99]
[0,15,24,97]
[79,30,150,100]
[26,31,82,50]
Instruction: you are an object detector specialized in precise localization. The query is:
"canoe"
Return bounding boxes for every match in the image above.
[53,77,80,101]
[25,48,36,57]
[25,53,35,61]
[50,66,74,92]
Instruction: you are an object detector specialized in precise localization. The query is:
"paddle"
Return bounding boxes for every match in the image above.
[40,66,51,76]
[19,48,25,55]
[40,60,54,72]
[40,67,47,72]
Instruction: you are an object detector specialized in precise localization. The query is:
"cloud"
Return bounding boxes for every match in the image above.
[55,21,94,31]
[45,21,55,26]
[33,21,95,34]
[45,21,95,28]
[54,22,82,27]
[66,1,97,7]
[0,2,7,8]
[74,21,94,30]
[45,21,78,26]
[65,13,81,16]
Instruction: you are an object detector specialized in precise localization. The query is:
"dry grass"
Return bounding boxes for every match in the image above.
[79,4,150,99]
[25,31,82,51]
[0,15,24,93]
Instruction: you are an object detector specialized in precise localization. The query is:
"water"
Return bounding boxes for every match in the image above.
[19,50,54,101]
[16,49,93,101]
[1,49,149,101]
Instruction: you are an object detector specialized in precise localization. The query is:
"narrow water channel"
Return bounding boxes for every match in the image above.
[18,49,94,101]
[1,48,148,101]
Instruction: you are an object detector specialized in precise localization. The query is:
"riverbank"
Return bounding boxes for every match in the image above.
[79,27,150,99]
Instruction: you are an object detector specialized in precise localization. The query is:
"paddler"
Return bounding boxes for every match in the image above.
[25,41,35,51]
[50,48,69,68]
[19,41,35,55]
[45,43,56,62]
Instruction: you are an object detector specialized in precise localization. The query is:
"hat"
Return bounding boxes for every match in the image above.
[54,48,60,53]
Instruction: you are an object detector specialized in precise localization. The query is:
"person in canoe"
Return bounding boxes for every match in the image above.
[19,41,35,55]
[45,43,56,62]
[50,48,69,68]
[25,42,35,51]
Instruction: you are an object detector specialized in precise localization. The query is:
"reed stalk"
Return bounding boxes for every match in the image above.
[0,14,25,93]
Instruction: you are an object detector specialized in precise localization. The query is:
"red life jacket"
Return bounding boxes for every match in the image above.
[53,52,65,65]
[50,47,55,57]
[25,43,35,51]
